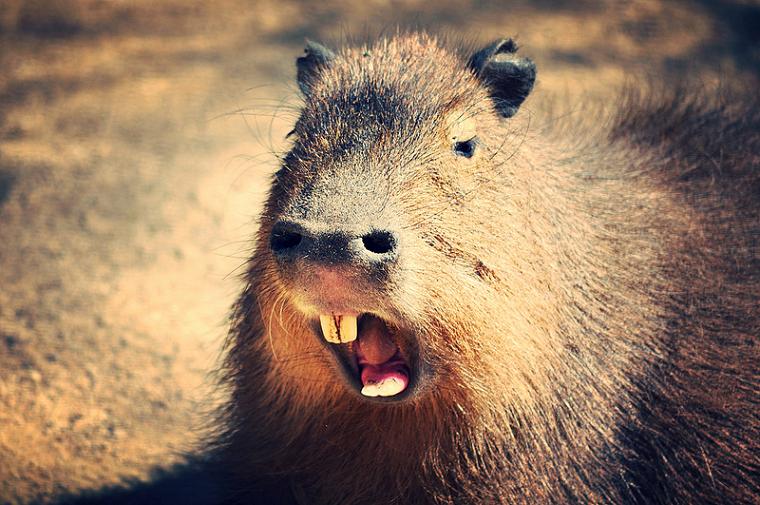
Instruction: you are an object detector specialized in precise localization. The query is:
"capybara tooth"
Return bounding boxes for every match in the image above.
[319,314,340,344]
[376,377,404,397]
[361,383,380,397]
[339,314,357,343]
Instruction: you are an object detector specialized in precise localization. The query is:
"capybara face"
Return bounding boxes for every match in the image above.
[256,35,536,402]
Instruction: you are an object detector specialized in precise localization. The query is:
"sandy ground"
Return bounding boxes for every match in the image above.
[0,0,757,503]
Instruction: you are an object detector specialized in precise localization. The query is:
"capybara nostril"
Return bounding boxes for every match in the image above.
[270,221,303,257]
[361,230,397,255]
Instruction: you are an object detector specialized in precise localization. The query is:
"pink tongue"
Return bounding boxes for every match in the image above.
[360,366,409,390]
[356,316,409,392]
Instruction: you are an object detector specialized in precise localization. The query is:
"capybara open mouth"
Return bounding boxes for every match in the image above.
[311,313,417,402]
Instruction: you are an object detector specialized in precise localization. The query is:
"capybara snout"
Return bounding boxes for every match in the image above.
[270,219,399,268]
[268,207,405,323]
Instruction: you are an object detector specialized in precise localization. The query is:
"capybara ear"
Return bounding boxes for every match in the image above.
[297,40,335,96]
[468,38,536,118]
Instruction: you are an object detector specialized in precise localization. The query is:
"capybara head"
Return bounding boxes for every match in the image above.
[254,34,540,406]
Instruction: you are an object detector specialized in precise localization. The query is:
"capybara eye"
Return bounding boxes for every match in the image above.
[454,138,476,158]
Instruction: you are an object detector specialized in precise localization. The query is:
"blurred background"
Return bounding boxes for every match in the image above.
[0,0,757,503]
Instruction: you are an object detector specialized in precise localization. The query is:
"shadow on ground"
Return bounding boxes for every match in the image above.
[52,464,222,505]
[52,463,303,505]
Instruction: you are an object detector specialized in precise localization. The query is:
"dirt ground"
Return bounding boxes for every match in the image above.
[0,0,757,503]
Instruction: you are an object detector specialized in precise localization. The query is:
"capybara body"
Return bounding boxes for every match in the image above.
[218,33,759,504]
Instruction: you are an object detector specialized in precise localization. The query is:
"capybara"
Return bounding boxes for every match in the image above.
[217,33,759,504]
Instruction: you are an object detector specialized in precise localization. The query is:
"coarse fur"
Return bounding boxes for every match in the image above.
[216,33,759,504]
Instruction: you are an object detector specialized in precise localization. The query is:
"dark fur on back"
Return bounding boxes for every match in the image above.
[606,88,760,503]
[216,34,759,504]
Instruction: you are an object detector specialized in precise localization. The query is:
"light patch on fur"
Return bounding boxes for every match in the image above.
[447,111,477,143]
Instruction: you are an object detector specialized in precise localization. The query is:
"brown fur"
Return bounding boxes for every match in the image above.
[216,34,759,504]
